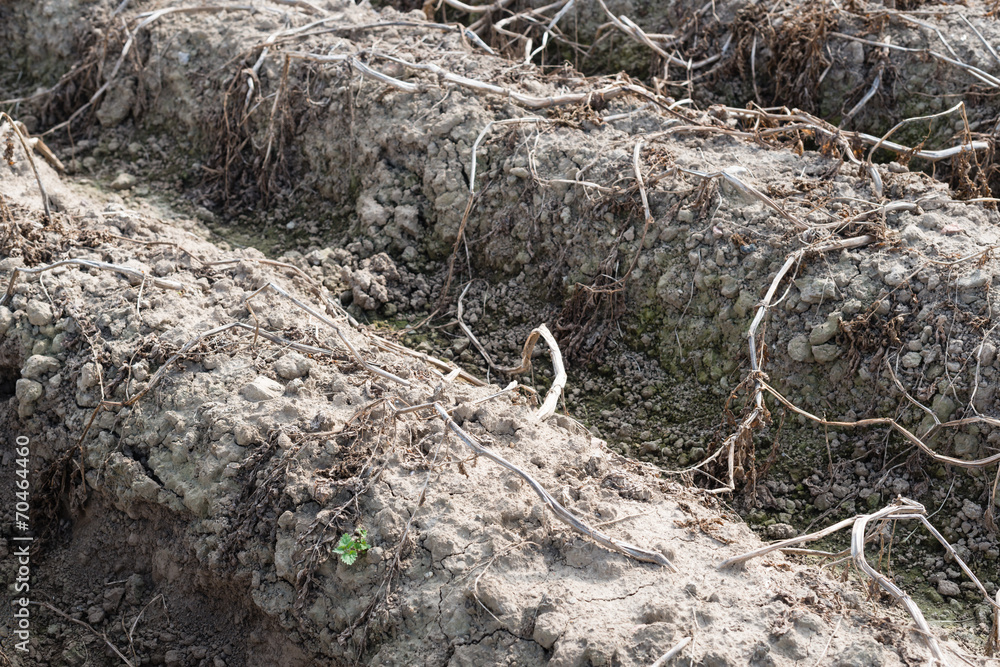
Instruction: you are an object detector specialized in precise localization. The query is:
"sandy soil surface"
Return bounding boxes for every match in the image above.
[2,0,1000,665]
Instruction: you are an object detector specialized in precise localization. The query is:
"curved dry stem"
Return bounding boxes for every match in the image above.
[1,113,51,220]
[431,403,676,569]
[850,500,945,663]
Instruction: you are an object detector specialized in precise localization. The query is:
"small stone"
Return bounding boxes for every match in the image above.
[125,574,146,604]
[15,379,43,404]
[979,342,997,367]
[77,362,101,390]
[153,260,176,277]
[962,499,983,521]
[795,276,838,304]
[720,275,739,298]
[953,433,977,457]
[87,607,105,624]
[901,351,923,368]
[111,172,137,190]
[532,612,567,650]
[900,224,924,244]
[103,587,126,612]
[957,270,988,291]
[21,355,60,380]
[938,579,961,597]
[241,376,284,401]
[814,493,835,511]
[811,344,841,363]
[26,299,54,326]
[234,423,258,446]
[809,318,840,346]
[931,394,956,422]
[0,306,13,334]
[766,523,797,540]
[274,352,312,380]
[787,335,813,363]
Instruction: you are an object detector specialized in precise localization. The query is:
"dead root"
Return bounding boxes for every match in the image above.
[722,496,1000,665]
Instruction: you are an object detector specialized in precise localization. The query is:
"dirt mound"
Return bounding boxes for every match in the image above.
[0,157,962,666]
[2,0,1000,664]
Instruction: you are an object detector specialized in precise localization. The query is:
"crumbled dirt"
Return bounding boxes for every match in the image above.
[2,0,1000,664]
[0,162,968,666]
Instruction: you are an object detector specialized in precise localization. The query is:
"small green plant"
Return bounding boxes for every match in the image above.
[333,528,370,565]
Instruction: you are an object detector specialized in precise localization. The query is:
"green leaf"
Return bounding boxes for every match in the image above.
[341,551,358,565]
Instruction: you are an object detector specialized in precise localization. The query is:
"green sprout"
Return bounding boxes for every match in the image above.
[333,528,370,565]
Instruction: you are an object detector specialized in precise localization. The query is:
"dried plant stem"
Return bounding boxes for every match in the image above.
[453,289,565,420]
[439,0,512,14]
[723,497,998,665]
[704,235,875,494]
[1,113,51,220]
[430,403,676,569]
[849,502,945,663]
[245,282,409,386]
[43,5,256,136]
[35,601,134,666]
[595,0,725,71]
[650,636,692,667]
[760,378,1000,470]
[0,259,183,309]
[370,334,485,387]
[531,324,565,421]
[290,50,673,112]
[831,31,1000,88]
[865,102,974,170]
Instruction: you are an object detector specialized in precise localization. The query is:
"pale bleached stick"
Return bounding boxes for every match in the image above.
[440,0,512,14]
[992,591,1000,656]
[595,0,723,71]
[469,117,546,192]
[650,637,692,667]
[722,498,950,663]
[452,302,565,421]
[760,379,1000,470]
[719,515,861,568]
[431,403,677,569]
[703,235,875,494]
[850,500,946,664]
[533,324,566,421]
[1,113,51,219]
[669,165,810,231]
[831,31,1000,88]
[0,258,184,308]
[865,102,973,172]
[369,334,485,387]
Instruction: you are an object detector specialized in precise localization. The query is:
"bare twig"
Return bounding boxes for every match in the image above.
[531,324,565,421]
[1,113,51,220]
[430,403,677,569]
[704,235,876,494]
[723,497,998,665]
[0,259,184,309]
[245,282,410,386]
[650,636,692,667]
[35,601,134,667]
